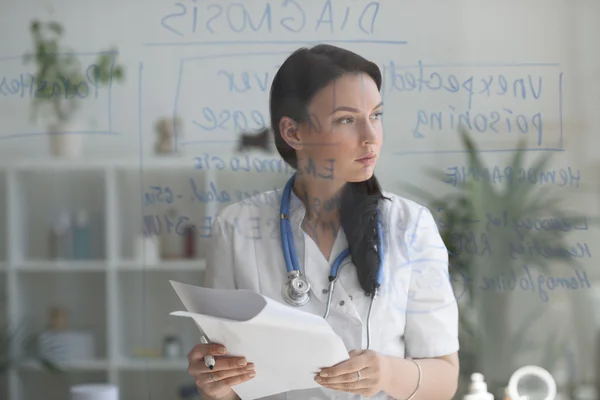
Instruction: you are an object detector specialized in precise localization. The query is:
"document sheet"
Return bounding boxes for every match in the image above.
[169,280,350,399]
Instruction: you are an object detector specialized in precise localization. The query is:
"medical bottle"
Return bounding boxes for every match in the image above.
[73,209,92,260]
[49,210,73,260]
[463,373,494,400]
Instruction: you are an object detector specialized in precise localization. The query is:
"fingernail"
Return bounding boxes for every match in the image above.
[238,359,247,366]
[319,372,328,377]
[249,372,256,378]
[218,347,226,354]
[246,364,255,370]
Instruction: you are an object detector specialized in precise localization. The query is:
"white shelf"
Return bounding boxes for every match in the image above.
[116,259,206,271]
[15,260,108,272]
[19,359,110,371]
[0,159,220,400]
[5,260,206,272]
[1,156,288,399]
[0,157,199,172]
[19,358,188,371]
[117,357,188,370]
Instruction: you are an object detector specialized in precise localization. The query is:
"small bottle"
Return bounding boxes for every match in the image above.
[73,209,92,260]
[183,224,196,259]
[463,373,494,400]
[49,211,73,260]
[162,328,182,359]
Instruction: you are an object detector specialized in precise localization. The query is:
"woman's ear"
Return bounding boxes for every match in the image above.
[279,117,302,149]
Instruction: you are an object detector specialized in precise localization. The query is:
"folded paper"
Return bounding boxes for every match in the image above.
[169,280,349,399]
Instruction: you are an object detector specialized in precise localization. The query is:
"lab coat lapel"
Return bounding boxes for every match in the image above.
[288,191,329,306]
[287,191,364,350]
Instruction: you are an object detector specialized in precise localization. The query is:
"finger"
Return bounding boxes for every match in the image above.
[315,370,368,385]
[213,370,256,388]
[196,364,255,386]
[319,382,373,395]
[190,356,249,375]
[188,343,227,362]
[319,357,366,378]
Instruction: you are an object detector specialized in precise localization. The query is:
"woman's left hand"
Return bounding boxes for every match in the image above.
[314,349,389,397]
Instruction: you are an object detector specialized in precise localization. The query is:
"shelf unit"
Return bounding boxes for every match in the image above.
[0,156,291,400]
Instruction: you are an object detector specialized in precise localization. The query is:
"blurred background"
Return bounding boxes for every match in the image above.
[1,0,599,399]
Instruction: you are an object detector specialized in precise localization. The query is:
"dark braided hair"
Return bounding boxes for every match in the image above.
[247,44,389,295]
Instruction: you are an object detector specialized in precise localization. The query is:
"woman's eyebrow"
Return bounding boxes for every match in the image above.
[329,101,384,115]
[330,105,360,115]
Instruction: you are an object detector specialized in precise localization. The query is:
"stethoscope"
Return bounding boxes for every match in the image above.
[279,174,385,349]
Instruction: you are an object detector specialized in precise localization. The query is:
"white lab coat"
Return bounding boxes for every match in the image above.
[203,188,459,400]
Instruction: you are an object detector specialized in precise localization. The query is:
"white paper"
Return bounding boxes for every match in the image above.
[168,280,349,400]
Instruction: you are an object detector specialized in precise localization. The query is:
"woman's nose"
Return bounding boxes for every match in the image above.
[361,120,379,144]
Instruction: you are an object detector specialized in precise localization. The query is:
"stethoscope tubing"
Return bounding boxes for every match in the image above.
[280,174,384,349]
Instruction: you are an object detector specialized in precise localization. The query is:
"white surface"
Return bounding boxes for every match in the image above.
[70,384,119,400]
[169,280,350,400]
[38,331,96,361]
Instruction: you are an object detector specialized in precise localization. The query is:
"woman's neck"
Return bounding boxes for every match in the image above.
[292,175,344,224]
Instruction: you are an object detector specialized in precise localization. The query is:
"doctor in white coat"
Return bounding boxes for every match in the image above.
[187,44,460,400]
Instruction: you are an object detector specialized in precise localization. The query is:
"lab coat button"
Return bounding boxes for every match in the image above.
[339,300,345,306]
[322,289,328,294]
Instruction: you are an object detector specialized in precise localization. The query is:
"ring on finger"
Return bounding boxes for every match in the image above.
[210,373,217,382]
[356,370,361,382]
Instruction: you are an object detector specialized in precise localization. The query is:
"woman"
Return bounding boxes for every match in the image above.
[187,44,460,400]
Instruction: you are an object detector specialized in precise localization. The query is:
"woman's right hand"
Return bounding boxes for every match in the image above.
[187,342,256,399]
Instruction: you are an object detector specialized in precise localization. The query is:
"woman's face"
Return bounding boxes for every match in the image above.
[293,73,383,185]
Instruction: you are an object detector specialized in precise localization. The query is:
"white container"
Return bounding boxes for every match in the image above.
[38,330,95,361]
[463,373,494,400]
[134,235,160,265]
[70,384,119,400]
[48,121,83,158]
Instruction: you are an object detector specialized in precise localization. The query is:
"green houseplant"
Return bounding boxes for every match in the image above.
[0,291,61,383]
[22,20,125,157]
[0,320,62,376]
[404,127,590,397]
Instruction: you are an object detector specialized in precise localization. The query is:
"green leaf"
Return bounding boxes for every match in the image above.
[48,22,63,35]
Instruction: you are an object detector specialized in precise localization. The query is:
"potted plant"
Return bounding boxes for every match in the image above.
[1,292,62,386]
[404,126,591,397]
[0,320,62,375]
[22,20,125,157]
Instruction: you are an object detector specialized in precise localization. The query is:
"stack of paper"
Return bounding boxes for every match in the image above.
[169,280,349,400]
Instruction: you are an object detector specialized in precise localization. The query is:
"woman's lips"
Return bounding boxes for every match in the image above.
[356,154,376,165]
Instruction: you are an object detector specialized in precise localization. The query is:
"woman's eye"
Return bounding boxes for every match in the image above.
[371,112,383,120]
[337,117,354,124]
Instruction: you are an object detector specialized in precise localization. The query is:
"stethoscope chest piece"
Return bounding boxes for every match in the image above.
[282,271,311,307]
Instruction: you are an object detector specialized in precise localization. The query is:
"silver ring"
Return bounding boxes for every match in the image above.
[210,373,217,382]
[356,370,361,382]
